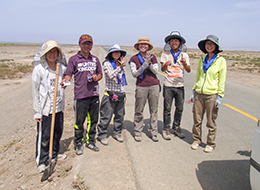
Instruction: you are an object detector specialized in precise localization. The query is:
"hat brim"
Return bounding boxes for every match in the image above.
[134,42,153,51]
[198,39,223,54]
[105,49,126,60]
[40,45,62,58]
[164,35,186,44]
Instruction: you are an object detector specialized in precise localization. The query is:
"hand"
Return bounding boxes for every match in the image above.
[60,79,67,88]
[92,74,98,81]
[188,90,195,103]
[180,53,187,66]
[164,61,171,66]
[215,95,222,108]
[144,52,152,64]
[36,118,42,123]
[119,57,126,69]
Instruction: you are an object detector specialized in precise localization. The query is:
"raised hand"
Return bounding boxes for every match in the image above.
[119,56,126,68]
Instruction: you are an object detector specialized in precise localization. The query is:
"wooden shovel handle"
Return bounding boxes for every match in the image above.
[49,63,60,158]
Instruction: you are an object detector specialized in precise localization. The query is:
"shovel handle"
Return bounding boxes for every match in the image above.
[49,63,60,158]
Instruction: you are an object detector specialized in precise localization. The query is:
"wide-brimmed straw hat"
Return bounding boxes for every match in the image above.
[198,34,223,54]
[134,36,153,51]
[164,31,186,44]
[40,40,63,57]
[105,44,126,60]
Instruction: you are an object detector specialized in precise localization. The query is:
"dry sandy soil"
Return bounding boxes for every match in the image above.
[0,44,259,189]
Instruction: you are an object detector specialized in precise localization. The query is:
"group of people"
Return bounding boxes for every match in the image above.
[32,32,226,173]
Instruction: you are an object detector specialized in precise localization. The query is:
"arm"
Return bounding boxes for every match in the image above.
[180,53,191,73]
[129,61,149,78]
[149,55,158,74]
[31,67,42,122]
[217,57,227,98]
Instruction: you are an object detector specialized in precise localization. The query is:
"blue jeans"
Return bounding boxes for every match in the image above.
[163,86,184,130]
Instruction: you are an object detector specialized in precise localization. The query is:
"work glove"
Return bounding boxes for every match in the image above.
[215,95,222,108]
[188,90,195,103]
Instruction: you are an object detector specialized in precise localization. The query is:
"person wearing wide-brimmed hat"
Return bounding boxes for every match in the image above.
[189,34,227,153]
[32,40,67,173]
[160,31,191,141]
[129,36,160,142]
[61,34,103,154]
[96,44,127,145]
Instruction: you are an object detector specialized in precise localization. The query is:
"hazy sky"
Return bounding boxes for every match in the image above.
[1,0,260,51]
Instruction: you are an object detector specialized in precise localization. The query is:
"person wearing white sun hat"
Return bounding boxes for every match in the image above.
[32,40,67,173]
[97,44,127,145]
[189,34,227,153]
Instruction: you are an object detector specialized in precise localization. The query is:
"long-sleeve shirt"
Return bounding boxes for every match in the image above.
[103,60,126,93]
[193,54,227,97]
[32,62,67,119]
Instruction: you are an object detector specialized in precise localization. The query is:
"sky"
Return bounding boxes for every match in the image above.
[0,0,260,51]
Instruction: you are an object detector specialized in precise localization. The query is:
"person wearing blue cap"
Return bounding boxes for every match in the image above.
[160,31,191,140]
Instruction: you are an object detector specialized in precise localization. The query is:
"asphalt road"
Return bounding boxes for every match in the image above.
[97,46,258,190]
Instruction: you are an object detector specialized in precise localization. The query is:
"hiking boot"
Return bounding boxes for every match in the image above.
[162,130,171,140]
[97,137,108,146]
[151,135,159,142]
[75,143,83,155]
[113,134,124,143]
[204,145,214,153]
[134,135,142,142]
[174,127,185,138]
[191,142,199,150]
[38,164,46,173]
[86,143,99,152]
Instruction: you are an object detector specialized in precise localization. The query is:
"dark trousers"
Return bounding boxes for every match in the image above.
[97,95,125,139]
[74,96,99,145]
[36,112,63,166]
[163,86,184,130]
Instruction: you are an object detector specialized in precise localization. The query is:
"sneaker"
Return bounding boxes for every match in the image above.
[98,137,108,146]
[151,135,159,142]
[134,135,142,142]
[112,134,124,143]
[75,143,83,155]
[162,130,171,140]
[204,145,214,153]
[174,127,185,138]
[58,154,67,160]
[86,143,99,152]
[191,142,199,150]
[38,164,46,173]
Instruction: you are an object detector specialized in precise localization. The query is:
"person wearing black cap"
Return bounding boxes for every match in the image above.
[189,34,227,153]
[160,31,191,140]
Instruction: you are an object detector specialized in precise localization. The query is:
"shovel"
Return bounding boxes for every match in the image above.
[41,63,60,182]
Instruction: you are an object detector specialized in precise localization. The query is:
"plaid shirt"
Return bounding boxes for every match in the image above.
[103,60,125,93]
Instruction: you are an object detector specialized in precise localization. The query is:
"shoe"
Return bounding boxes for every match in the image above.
[98,137,108,146]
[75,143,83,155]
[162,130,171,140]
[174,127,185,138]
[134,135,142,142]
[151,135,159,142]
[38,164,46,173]
[204,145,214,153]
[112,134,124,143]
[86,143,99,152]
[58,154,67,160]
[191,142,199,150]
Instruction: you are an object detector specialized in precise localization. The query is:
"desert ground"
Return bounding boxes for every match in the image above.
[0,43,259,189]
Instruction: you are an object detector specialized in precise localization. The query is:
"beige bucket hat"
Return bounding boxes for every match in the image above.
[134,36,153,51]
[40,40,63,57]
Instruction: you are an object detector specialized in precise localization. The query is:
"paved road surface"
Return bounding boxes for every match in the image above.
[68,46,258,190]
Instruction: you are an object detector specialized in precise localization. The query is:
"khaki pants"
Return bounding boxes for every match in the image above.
[192,93,218,147]
[134,85,159,136]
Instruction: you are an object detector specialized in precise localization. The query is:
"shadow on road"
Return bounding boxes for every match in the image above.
[196,159,251,190]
